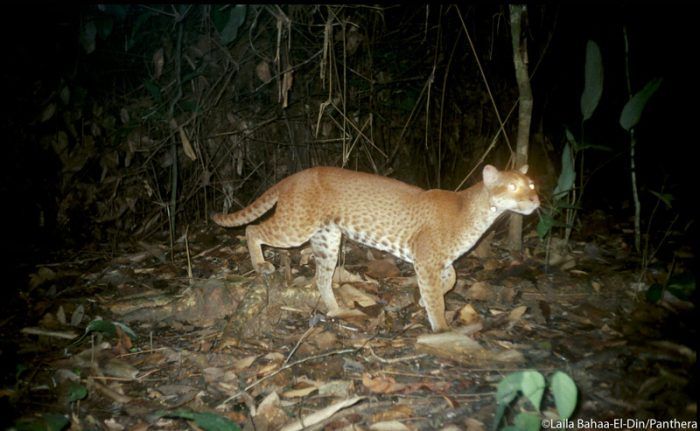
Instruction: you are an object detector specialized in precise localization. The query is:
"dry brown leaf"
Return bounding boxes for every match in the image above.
[178,126,197,161]
[257,362,279,377]
[281,70,294,108]
[338,284,379,308]
[333,266,366,284]
[29,267,57,289]
[103,418,125,431]
[255,391,288,429]
[369,420,410,431]
[483,258,501,271]
[318,380,354,398]
[371,404,414,422]
[465,418,487,431]
[56,306,67,325]
[280,396,364,431]
[464,281,493,301]
[507,305,528,323]
[362,373,406,394]
[307,330,338,351]
[403,380,451,394]
[492,349,525,363]
[203,367,224,384]
[365,258,401,279]
[153,48,164,79]
[40,103,56,122]
[415,332,483,357]
[103,358,138,380]
[256,61,272,82]
[282,383,319,399]
[263,352,285,362]
[458,304,481,325]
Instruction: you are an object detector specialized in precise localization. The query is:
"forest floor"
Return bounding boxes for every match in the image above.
[2,212,696,431]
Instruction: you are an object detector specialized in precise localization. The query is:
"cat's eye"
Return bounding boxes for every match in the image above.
[508,183,517,191]
[529,183,535,190]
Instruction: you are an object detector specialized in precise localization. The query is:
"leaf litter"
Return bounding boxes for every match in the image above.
[5,222,696,429]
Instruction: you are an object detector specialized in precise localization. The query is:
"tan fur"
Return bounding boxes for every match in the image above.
[212,165,539,332]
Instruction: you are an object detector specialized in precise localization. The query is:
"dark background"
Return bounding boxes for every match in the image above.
[0,4,696,273]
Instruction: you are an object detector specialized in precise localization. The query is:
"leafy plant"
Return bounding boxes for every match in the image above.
[537,40,608,251]
[13,414,69,431]
[493,370,578,431]
[647,272,696,303]
[69,318,137,347]
[212,5,248,45]
[158,410,241,431]
[619,76,662,253]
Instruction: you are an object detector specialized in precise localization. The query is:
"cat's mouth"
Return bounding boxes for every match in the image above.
[517,200,540,215]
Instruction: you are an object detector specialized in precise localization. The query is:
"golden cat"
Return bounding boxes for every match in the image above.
[212,165,539,332]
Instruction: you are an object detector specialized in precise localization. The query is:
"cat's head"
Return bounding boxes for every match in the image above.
[482,164,540,215]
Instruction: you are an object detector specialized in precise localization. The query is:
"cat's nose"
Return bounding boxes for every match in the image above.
[530,194,540,205]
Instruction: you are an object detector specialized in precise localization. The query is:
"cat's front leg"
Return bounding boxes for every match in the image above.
[413,260,450,332]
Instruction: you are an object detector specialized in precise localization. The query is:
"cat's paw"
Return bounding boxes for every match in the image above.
[256,262,276,275]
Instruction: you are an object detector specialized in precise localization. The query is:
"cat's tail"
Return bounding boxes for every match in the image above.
[210,185,279,227]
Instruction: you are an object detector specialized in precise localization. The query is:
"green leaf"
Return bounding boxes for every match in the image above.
[536,215,553,240]
[492,402,509,431]
[69,319,136,348]
[159,410,241,431]
[550,371,578,419]
[514,412,542,431]
[574,142,612,152]
[580,40,604,122]
[14,414,69,431]
[646,283,663,303]
[214,5,247,45]
[552,141,575,200]
[59,86,71,105]
[98,5,129,20]
[16,363,28,380]
[649,190,673,209]
[85,319,117,336]
[519,370,546,411]
[68,382,88,402]
[128,11,154,51]
[80,20,97,54]
[666,273,696,300]
[113,321,138,340]
[144,80,162,103]
[95,16,114,40]
[496,370,545,411]
[564,127,576,146]
[619,78,662,131]
[496,372,524,406]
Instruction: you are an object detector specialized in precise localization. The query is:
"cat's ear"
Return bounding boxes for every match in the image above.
[519,164,529,174]
[483,165,499,186]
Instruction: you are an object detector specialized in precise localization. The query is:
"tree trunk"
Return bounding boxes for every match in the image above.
[508,4,533,252]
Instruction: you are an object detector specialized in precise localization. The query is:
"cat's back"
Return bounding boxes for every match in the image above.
[305,166,423,196]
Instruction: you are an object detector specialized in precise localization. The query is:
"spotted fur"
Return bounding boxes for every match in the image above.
[211,165,539,332]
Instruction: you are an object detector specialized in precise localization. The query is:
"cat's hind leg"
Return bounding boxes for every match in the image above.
[309,225,342,314]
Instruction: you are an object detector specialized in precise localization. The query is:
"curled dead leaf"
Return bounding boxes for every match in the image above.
[178,126,197,161]
[256,61,272,83]
[362,373,406,394]
[507,305,528,323]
